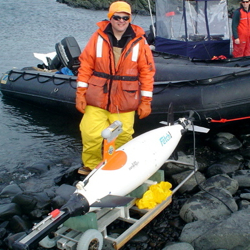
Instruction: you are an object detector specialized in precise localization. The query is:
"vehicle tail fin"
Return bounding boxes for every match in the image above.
[91,195,134,208]
[188,125,209,133]
[167,102,174,125]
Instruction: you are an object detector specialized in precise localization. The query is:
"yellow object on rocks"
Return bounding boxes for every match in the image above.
[135,181,172,209]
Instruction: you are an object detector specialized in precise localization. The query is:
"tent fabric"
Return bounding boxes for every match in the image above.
[154,0,230,59]
[155,37,230,59]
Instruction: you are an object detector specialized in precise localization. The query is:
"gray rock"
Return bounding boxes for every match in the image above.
[196,155,210,172]
[26,160,53,174]
[0,203,22,220]
[206,155,242,177]
[130,231,148,243]
[12,191,51,216]
[172,170,206,193]
[55,184,76,201]
[239,147,250,160]
[199,174,239,195]
[32,192,51,210]
[210,132,242,152]
[162,242,194,250]
[180,208,250,250]
[12,193,37,213]
[180,219,223,246]
[0,227,7,239]
[179,187,238,223]
[240,193,250,200]
[237,200,250,210]
[9,215,32,233]
[239,133,250,159]
[243,158,250,169]
[163,154,198,176]
[51,184,76,208]
[0,184,23,198]
[231,170,250,187]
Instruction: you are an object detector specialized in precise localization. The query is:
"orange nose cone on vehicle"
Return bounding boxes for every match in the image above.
[102,150,127,170]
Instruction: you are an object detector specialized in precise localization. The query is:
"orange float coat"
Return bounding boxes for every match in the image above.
[232,7,250,57]
[77,20,155,113]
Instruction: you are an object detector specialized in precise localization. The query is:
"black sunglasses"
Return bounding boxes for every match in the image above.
[112,15,130,21]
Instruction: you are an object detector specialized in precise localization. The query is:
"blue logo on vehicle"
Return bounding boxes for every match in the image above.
[160,132,172,146]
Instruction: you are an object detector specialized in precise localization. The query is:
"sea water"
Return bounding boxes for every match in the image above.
[0,0,152,175]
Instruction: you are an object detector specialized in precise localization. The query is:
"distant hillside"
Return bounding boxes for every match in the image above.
[56,0,153,15]
[56,0,240,17]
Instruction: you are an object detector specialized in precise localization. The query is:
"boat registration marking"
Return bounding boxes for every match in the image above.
[0,74,8,84]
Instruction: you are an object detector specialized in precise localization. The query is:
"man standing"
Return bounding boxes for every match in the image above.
[232,0,250,58]
[76,1,155,175]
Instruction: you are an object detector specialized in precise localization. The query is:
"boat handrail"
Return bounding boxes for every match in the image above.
[154,68,250,86]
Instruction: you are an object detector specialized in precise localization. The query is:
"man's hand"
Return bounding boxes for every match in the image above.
[137,96,152,119]
[76,87,87,113]
[235,38,240,45]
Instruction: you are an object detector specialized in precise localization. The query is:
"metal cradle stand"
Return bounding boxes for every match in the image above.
[53,160,197,250]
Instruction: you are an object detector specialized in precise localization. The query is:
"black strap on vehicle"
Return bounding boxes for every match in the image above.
[93,71,138,81]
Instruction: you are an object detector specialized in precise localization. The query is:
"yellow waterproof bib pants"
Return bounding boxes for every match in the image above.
[80,105,135,170]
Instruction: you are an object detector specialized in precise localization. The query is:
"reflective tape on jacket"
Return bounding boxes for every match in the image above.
[132,43,139,62]
[96,35,140,61]
[141,90,153,98]
[96,35,103,58]
[77,81,89,88]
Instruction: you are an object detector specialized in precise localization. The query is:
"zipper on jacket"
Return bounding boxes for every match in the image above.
[107,46,113,111]
[99,33,113,111]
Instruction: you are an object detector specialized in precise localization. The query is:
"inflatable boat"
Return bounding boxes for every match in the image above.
[1,37,250,127]
[2,0,250,127]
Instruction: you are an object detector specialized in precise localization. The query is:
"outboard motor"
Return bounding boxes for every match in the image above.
[47,54,62,70]
[53,36,81,75]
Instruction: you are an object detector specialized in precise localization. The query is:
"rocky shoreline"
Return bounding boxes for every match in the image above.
[56,0,240,16]
[56,0,155,15]
[1,125,250,249]
[1,1,248,249]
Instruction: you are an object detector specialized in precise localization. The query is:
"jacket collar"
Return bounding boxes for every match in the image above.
[104,23,135,39]
[96,20,145,37]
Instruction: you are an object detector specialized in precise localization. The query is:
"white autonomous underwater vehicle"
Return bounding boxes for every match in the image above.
[12,111,209,250]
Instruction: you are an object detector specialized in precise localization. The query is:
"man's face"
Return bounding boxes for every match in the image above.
[110,12,130,34]
[241,0,250,9]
